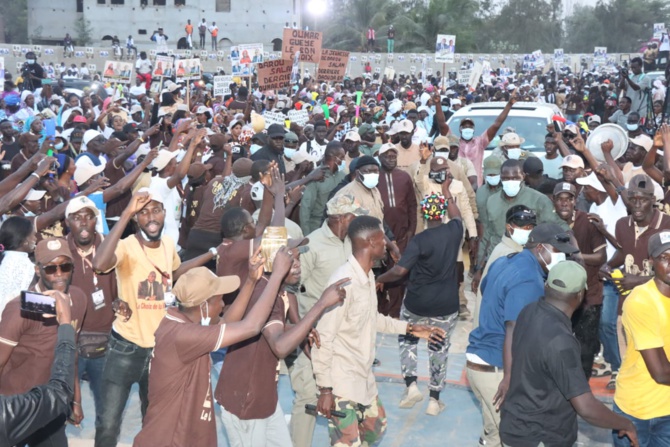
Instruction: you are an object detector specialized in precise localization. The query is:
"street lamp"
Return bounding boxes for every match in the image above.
[307,0,327,31]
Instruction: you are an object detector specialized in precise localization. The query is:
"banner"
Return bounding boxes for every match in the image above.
[282,28,323,63]
[175,58,201,81]
[593,47,607,66]
[435,34,456,63]
[457,69,471,85]
[257,59,292,91]
[152,55,174,78]
[553,48,564,66]
[531,50,545,68]
[213,75,233,97]
[102,60,133,84]
[287,109,309,127]
[317,49,349,82]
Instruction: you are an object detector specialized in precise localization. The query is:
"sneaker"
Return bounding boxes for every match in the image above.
[425,397,445,416]
[459,304,471,320]
[606,371,618,390]
[399,382,423,408]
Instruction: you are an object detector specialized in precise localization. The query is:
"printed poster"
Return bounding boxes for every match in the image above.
[102,60,133,84]
[654,23,666,39]
[531,50,545,68]
[554,48,564,66]
[593,47,607,66]
[435,34,456,63]
[152,55,174,78]
[175,58,201,81]
[230,43,263,77]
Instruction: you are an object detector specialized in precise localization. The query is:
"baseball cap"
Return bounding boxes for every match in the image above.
[460,117,475,127]
[627,173,655,196]
[629,134,653,152]
[187,162,213,179]
[546,261,588,294]
[576,172,606,192]
[123,123,139,134]
[358,123,374,136]
[151,149,178,172]
[24,189,46,202]
[393,119,414,134]
[35,238,73,265]
[649,231,670,258]
[326,194,369,216]
[173,267,241,308]
[74,159,105,185]
[129,104,143,115]
[587,115,601,124]
[433,135,450,150]
[65,196,101,218]
[561,154,585,169]
[292,151,318,165]
[267,124,286,138]
[523,157,543,175]
[344,131,361,142]
[500,132,525,147]
[506,205,537,226]
[354,155,379,170]
[73,115,87,124]
[137,186,165,204]
[553,181,577,197]
[483,156,502,176]
[526,223,579,254]
[378,143,398,155]
[283,131,299,144]
[82,129,102,147]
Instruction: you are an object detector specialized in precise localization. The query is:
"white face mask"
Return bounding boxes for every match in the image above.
[502,180,522,197]
[250,181,264,201]
[338,160,346,172]
[510,227,532,246]
[541,244,566,271]
[360,172,379,189]
[27,59,35,64]
[486,175,500,186]
[461,128,475,140]
[200,302,211,326]
[54,142,64,151]
[506,148,522,160]
[283,148,296,159]
[250,144,263,155]
[434,151,450,159]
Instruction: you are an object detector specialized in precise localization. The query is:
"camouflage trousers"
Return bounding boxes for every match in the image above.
[328,396,387,447]
[398,306,458,391]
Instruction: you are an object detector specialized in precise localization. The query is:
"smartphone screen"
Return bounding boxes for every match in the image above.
[21,290,56,314]
[43,118,56,141]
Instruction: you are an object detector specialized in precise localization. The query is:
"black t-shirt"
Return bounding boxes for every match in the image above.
[500,300,591,447]
[250,146,286,175]
[24,63,44,88]
[1,140,21,163]
[397,219,463,317]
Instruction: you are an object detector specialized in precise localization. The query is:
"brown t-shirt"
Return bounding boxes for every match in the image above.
[133,308,225,447]
[571,211,607,306]
[207,152,227,177]
[616,209,670,277]
[104,161,131,219]
[216,238,252,305]
[0,286,87,394]
[67,234,117,333]
[192,178,254,233]
[215,278,287,420]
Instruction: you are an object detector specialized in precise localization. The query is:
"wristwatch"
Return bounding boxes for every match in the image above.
[209,247,218,259]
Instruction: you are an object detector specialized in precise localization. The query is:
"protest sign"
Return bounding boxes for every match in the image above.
[263,110,287,128]
[213,75,233,97]
[435,34,456,63]
[102,60,133,84]
[593,47,607,66]
[0,57,4,80]
[152,55,174,78]
[531,50,545,68]
[554,48,564,66]
[257,59,292,91]
[457,69,471,85]
[287,109,309,127]
[290,51,301,85]
[282,28,322,63]
[384,66,395,79]
[175,58,201,81]
[482,61,492,85]
[317,49,349,82]
[654,23,666,39]
[467,61,483,89]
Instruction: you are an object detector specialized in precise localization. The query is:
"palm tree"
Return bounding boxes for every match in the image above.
[322,0,396,52]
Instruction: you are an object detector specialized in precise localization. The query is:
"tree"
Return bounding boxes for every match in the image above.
[0,0,28,44]
[74,17,94,47]
[491,0,563,53]
[322,0,396,51]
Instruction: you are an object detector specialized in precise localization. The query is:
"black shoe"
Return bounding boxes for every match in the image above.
[373,358,381,367]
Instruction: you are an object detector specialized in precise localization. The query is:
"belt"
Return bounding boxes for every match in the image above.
[466,360,499,373]
[111,330,133,344]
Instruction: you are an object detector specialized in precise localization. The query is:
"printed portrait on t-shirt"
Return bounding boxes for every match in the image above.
[137,271,165,301]
[624,254,642,275]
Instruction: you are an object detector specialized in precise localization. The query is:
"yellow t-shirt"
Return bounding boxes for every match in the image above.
[615,279,670,419]
[113,235,181,348]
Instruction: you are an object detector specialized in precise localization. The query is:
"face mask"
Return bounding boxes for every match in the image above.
[250,181,264,201]
[434,151,450,159]
[200,302,211,326]
[250,144,263,155]
[54,142,64,151]
[626,124,639,131]
[374,156,380,165]
[507,148,522,160]
[360,172,379,189]
[502,180,522,197]
[541,244,566,271]
[441,105,449,112]
[23,211,36,217]
[461,128,474,140]
[510,227,532,246]
[283,148,296,159]
[27,59,35,64]
[486,175,501,186]
[338,160,346,172]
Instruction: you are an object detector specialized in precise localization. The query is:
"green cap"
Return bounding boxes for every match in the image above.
[483,156,502,176]
[546,261,587,294]
[358,123,374,136]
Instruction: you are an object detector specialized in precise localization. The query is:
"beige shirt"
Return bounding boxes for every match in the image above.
[312,255,408,405]
[394,142,421,175]
[420,177,477,237]
[297,221,352,318]
[334,180,385,221]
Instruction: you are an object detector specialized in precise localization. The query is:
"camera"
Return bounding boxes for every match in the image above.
[429,170,447,184]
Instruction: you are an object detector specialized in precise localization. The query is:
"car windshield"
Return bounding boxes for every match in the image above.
[448,115,550,151]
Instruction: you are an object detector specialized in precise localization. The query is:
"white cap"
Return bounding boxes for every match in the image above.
[24,189,46,202]
[378,143,398,155]
[82,129,102,147]
[65,196,100,218]
[576,172,606,192]
[137,186,165,204]
[451,99,462,106]
[500,132,525,146]
[151,149,178,172]
[74,158,105,185]
[129,104,143,115]
[561,154,585,169]
[292,151,318,165]
[630,134,653,152]
[388,100,402,115]
[344,131,361,142]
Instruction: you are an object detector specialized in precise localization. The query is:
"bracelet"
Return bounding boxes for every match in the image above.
[73,402,81,407]
[30,172,40,180]
[139,137,145,143]
[406,322,413,336]
[209,247,219,259]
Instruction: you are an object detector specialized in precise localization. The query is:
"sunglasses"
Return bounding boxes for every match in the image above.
[42,262,74,275]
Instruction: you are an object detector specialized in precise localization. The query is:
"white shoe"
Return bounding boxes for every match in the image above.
[399,382,423,408]
[425,397,445,416]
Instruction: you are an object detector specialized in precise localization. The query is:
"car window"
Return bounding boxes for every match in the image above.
[448,115,550,151]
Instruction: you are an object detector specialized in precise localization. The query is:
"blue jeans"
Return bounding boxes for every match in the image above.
[566,114,580,123]
[79,355,106,424]
[613,402,670,446]
[94,334,152,447]
[600,281,621,371]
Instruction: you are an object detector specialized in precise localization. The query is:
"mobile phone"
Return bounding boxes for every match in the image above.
[21,290,56,315]
[553,120,562,133]
[305,404,346,419]
[43,118,56,141]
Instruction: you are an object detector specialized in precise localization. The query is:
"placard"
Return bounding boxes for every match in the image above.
[457,69,471,85]
[213,75,233,96]
[435,34,456,63]
[287,109,309,127]
[263,110,287,128]
[257,59,292,91]
[531,50,545,68]
[175,58,201,81]
[654,23,666,39]
[467,61,483,89]
[554,48,564,66]
[102,60,133,84]
[384,66,395,79]
[282,28,322,63]
[593,47,607,66]
[317,49,349,82]
[152,55,174,78]
[0,57,4,80]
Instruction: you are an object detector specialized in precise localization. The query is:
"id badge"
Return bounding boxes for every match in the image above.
[164,291,176,306]
[92,289,105,310]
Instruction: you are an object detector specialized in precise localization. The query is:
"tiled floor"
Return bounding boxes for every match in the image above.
[67,275,615,446]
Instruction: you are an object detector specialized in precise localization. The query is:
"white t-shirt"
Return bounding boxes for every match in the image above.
[539,154,564,180]
[590,196,627,261]
[135,58,152,75]
[149,176,182,251]
[299,140,328,160]
[660,33,670,52]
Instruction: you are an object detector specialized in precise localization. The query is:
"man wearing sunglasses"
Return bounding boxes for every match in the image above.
[0,237,87,446]
[467,223,579,447]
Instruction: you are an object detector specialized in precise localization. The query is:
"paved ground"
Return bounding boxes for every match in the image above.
[66,274,616,446]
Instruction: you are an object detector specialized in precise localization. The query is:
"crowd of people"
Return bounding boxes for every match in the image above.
[2,32,670,447]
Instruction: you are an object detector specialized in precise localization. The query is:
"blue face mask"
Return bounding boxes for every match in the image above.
[250,144,263,155]
[461,128,475,140]
[284,148,297,159]
[54,142,64,151]
[338,160,346,172]
[441,105,449,112]
[626,124,639,131]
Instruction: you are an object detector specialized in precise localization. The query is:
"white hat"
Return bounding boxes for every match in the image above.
[561,154,585,169]
[129,104,143,115]
[500,132,525,147]
[451,99,462,106]
[24,189,46,202]
[576,172,606,192]
[630,134,653,152]
[388,101,402,115]
[74,158,105,185]
[387,119,413,136]
[137,186,165,204]
[292,151,318,165]
[65,196,100,218]
[587,115,601,124]
[378,143,398,155]
[344,131,361,142]
[151,149,178,172]
[82,129,101,147]
[135,142,151,157]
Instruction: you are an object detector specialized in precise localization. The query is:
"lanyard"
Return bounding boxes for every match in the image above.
[134,235,172,287]
[76,244,98,288]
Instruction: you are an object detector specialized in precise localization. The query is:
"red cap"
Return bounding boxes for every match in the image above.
[73,115,87,123]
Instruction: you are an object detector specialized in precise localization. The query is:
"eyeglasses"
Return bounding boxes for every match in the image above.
[42,262,74,275]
